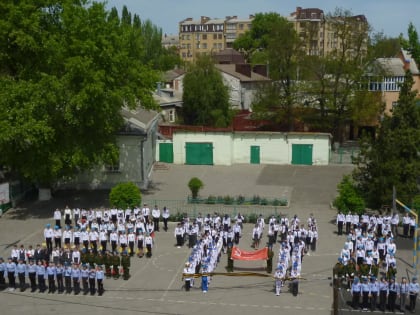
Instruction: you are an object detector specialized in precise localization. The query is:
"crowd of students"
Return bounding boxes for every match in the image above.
[335,211,420,312]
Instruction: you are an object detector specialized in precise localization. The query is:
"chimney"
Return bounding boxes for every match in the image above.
[235,64,251,77]
[201,16,210,24]
[249,14,255,19]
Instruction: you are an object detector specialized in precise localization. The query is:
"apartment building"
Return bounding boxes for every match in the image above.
[288,7,368,56]
[179,15,253,62]
[178,8,367,61]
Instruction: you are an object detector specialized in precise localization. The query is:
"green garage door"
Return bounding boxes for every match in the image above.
[185,142,213,165]
[159,143,173,163]
[250,145,260,164]
[292,144,313,165]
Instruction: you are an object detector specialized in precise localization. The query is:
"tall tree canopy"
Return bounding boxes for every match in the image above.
[400,22,420,66]
[353,71,420,208]
[0,0,159,186]
[245,13,303,131]
[182,55,231,127]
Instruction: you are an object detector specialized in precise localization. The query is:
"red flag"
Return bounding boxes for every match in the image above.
[230,246,268,261]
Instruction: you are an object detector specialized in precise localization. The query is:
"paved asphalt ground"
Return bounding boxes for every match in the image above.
[0,164,418,315]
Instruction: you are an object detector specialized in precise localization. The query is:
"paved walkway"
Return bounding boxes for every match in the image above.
[0,164,417,315]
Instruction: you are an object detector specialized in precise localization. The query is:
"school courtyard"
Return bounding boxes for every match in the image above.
[0,164,417,315]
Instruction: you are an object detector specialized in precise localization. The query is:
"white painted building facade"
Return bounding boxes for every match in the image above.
[157,131,331,166]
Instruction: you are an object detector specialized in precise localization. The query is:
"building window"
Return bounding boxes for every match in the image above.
[239,23,244,30]
[202,43,207,49]
[218,33,223,39]
[168,109,175,122]
[213,34,217,40]
[213,43,217,49]
[226,23,236,30]
[202,34,207,40]
[218,43,223,49]
[195,34,200,41]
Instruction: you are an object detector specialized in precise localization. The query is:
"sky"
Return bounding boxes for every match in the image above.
[106,0,420,38]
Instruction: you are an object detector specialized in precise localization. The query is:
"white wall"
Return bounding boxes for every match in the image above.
[233,133,289,164]
[173,132,233,165]
[168,131,331,166]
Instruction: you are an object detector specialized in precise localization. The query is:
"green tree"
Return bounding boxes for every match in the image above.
[301,9,372,143]
[235,13,303,131]
[182,55,232,127]
[353,71,420,208]
[0,0,158,187]
[368,32,401,59]
[188,177,204,199]
[400,22,420,66]
[333,175,366,214]
[233,12,280,64]
[109,182,142,209]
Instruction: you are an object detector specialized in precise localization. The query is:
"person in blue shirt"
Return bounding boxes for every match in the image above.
[379,277,389,312]
[46,262,56,293]
[399,276,409,313]
[361,277,370,311]
[351,276,361,309]
[6,257,17,291]
[80,264,89,295]
[388,277,399,312]
[0,257,6,290]
[36,260,46,293]
[16,259,27,292]
[63,263,72,294]
[88,266,96,295]
[71,264,81,295]
[27,259,37,292]
[56,262,64,294]
[369,276,379,311]
[96,265,104,296]
[408,276,419,313]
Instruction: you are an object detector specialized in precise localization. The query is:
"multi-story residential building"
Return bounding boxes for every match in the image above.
[288,6,368,57]
[179,15,253,62]
[178,8,367,62]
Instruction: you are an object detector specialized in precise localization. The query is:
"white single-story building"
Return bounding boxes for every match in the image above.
[157,131,331,166]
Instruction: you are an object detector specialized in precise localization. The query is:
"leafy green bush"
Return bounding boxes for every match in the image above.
[206,195,216,204]
[412,195,420,215]
[217,195,224,204]
[224,195,233,205]
[272,199,280,206]
[236,195,245,204]
[188,177,204,199]
[251,195,260,205]
[279,199,288,206]
[333,175,365,215]
[260,198,268,205]
[246,213,258,224]
[109,182,141,209]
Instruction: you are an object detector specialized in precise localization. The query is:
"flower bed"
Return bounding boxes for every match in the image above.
[187,195,288,207]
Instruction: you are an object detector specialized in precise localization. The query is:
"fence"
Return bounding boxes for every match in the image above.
[142,198,290,220]
[330,147,360,165]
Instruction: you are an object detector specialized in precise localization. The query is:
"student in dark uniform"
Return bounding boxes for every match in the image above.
[88,265,96,295]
